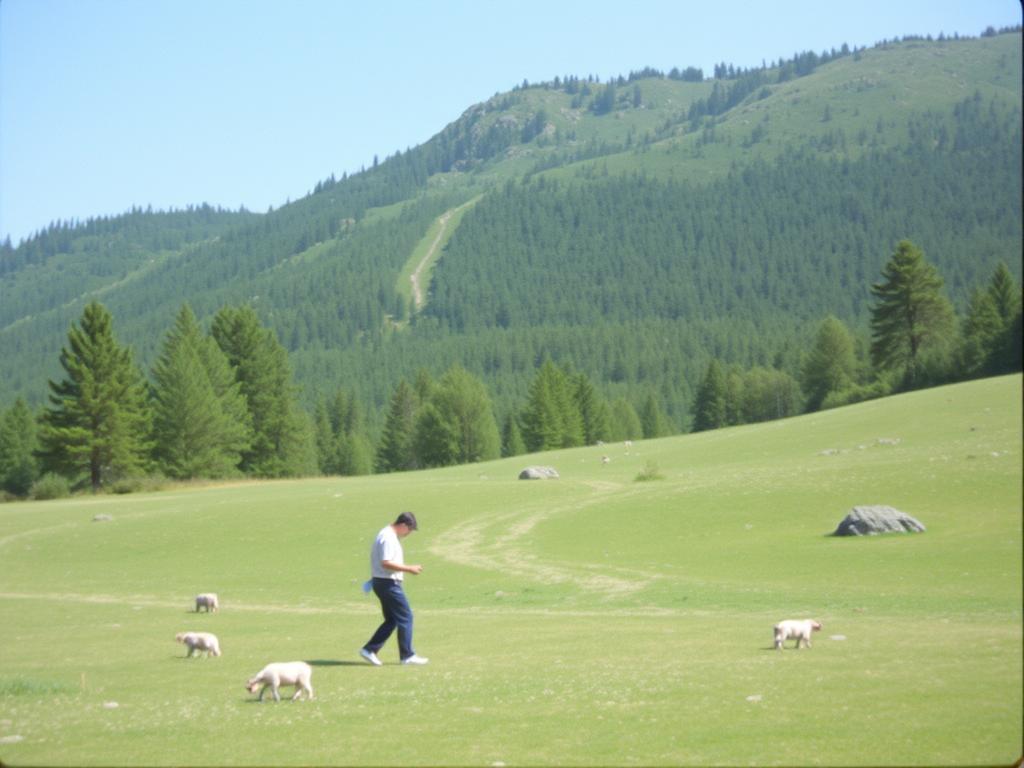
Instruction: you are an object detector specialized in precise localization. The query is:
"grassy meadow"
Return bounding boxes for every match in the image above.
[1,375,1021,766]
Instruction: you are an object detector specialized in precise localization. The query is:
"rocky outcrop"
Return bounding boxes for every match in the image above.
[832,505,925,536]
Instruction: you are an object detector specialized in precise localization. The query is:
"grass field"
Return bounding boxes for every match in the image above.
[1,375,1021,766]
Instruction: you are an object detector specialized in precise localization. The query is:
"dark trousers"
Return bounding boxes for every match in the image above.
[364,577,415,660]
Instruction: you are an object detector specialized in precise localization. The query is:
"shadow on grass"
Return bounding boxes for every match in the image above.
[304,659,365,667]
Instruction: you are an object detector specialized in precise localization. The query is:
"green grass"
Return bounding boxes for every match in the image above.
[1,375,1021,765]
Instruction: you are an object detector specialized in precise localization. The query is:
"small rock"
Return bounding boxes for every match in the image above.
[102,701,119,709]
[746,695,763,703]
[518,466,560,480]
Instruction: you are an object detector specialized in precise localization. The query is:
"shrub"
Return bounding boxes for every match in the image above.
[31,473,71,501]
[635,460,664,482]
[108,475,168,495]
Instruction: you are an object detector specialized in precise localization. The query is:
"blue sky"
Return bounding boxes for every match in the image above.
[1,0,1020,245]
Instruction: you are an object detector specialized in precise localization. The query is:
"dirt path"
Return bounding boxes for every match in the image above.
[409,197,479,311]
[427,482,665,599]
[410,210,452,311]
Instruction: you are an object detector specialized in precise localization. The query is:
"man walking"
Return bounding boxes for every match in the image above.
[360,512,429,666]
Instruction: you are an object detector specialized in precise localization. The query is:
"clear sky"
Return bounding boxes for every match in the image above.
[1,0,1020,246]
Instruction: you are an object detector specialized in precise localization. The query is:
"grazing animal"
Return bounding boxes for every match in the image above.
[246,662,314,702]
[773,619,822,649]
[176,631,221,657]
[194,593,219,612]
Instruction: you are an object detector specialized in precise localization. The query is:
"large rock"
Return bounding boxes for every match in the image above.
[518,466,560,480]
[832,505,925,536]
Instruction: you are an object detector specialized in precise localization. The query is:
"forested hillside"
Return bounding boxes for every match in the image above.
[1,29,1021,452]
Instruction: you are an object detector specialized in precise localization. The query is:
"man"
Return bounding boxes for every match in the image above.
[360,511,429,666]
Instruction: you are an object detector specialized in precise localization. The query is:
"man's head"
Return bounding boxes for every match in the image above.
[393,511,418,536]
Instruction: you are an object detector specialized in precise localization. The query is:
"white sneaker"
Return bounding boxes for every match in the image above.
[360,648,382,666]
[401,654,429,665]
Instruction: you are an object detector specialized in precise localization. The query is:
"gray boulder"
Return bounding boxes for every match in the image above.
[832,505,925,536]
[518,466,560,480]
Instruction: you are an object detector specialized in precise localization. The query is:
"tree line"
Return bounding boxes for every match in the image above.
[1,244,1019,499]
[691,246,1021,431]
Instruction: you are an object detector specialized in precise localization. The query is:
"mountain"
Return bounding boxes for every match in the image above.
[1,30,1021,433]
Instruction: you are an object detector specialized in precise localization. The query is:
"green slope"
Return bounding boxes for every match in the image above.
[0,375,1019,764]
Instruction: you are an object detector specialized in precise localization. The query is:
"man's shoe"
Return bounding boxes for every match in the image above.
[401,654,429,665]
[360,648,382,666]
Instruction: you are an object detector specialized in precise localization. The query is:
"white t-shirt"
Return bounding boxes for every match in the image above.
[370,525,403,581]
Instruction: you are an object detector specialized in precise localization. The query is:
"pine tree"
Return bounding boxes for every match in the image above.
[639,392,671,438]
[691,359,727,432]
[960,289,1003,377]
[376,380,419,472]
[501,413,526,457]
[870,240,955,388]
[150,304,251,479]
[211,305,312,477]
[314,399,335,474]
[0,398,38,496]
[521,361,584,451]
[412,402,458,468]
[573,372,611,445]
[985,262,1023,373]
[38,302,152,490]
[801,315,857,411]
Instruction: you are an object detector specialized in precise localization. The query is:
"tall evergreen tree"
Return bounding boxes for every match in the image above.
[987,262,1021,329]
[960,289,1004,377]
[0,398,38,496]
[150,304,251,479]
[639,392,672,438]
[801,315,857,411]
[691,359,727,432]
[870,240,955,388]
[521,360,584,451]
[501,413,526,457]
[573,372,611,445]
[376,379,420,472]
[985,262,1023,373]
[37,302,152,490]
[412,402,458,468]
[211,305,312,477]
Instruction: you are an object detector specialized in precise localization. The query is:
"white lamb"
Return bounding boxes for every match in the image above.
[176,631,221,658]
[194,593,219,612]
[246,662,314,702]
[773,619,822,650]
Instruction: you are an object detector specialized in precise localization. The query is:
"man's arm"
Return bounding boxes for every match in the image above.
[381,560,423,575]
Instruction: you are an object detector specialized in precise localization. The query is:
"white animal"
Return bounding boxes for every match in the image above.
[194,593,219,612]
[773,619,822,650]
[246,662,314,702]
[176,631,221,657]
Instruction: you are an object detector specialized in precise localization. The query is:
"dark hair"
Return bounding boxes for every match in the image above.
[394,511,418,530]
